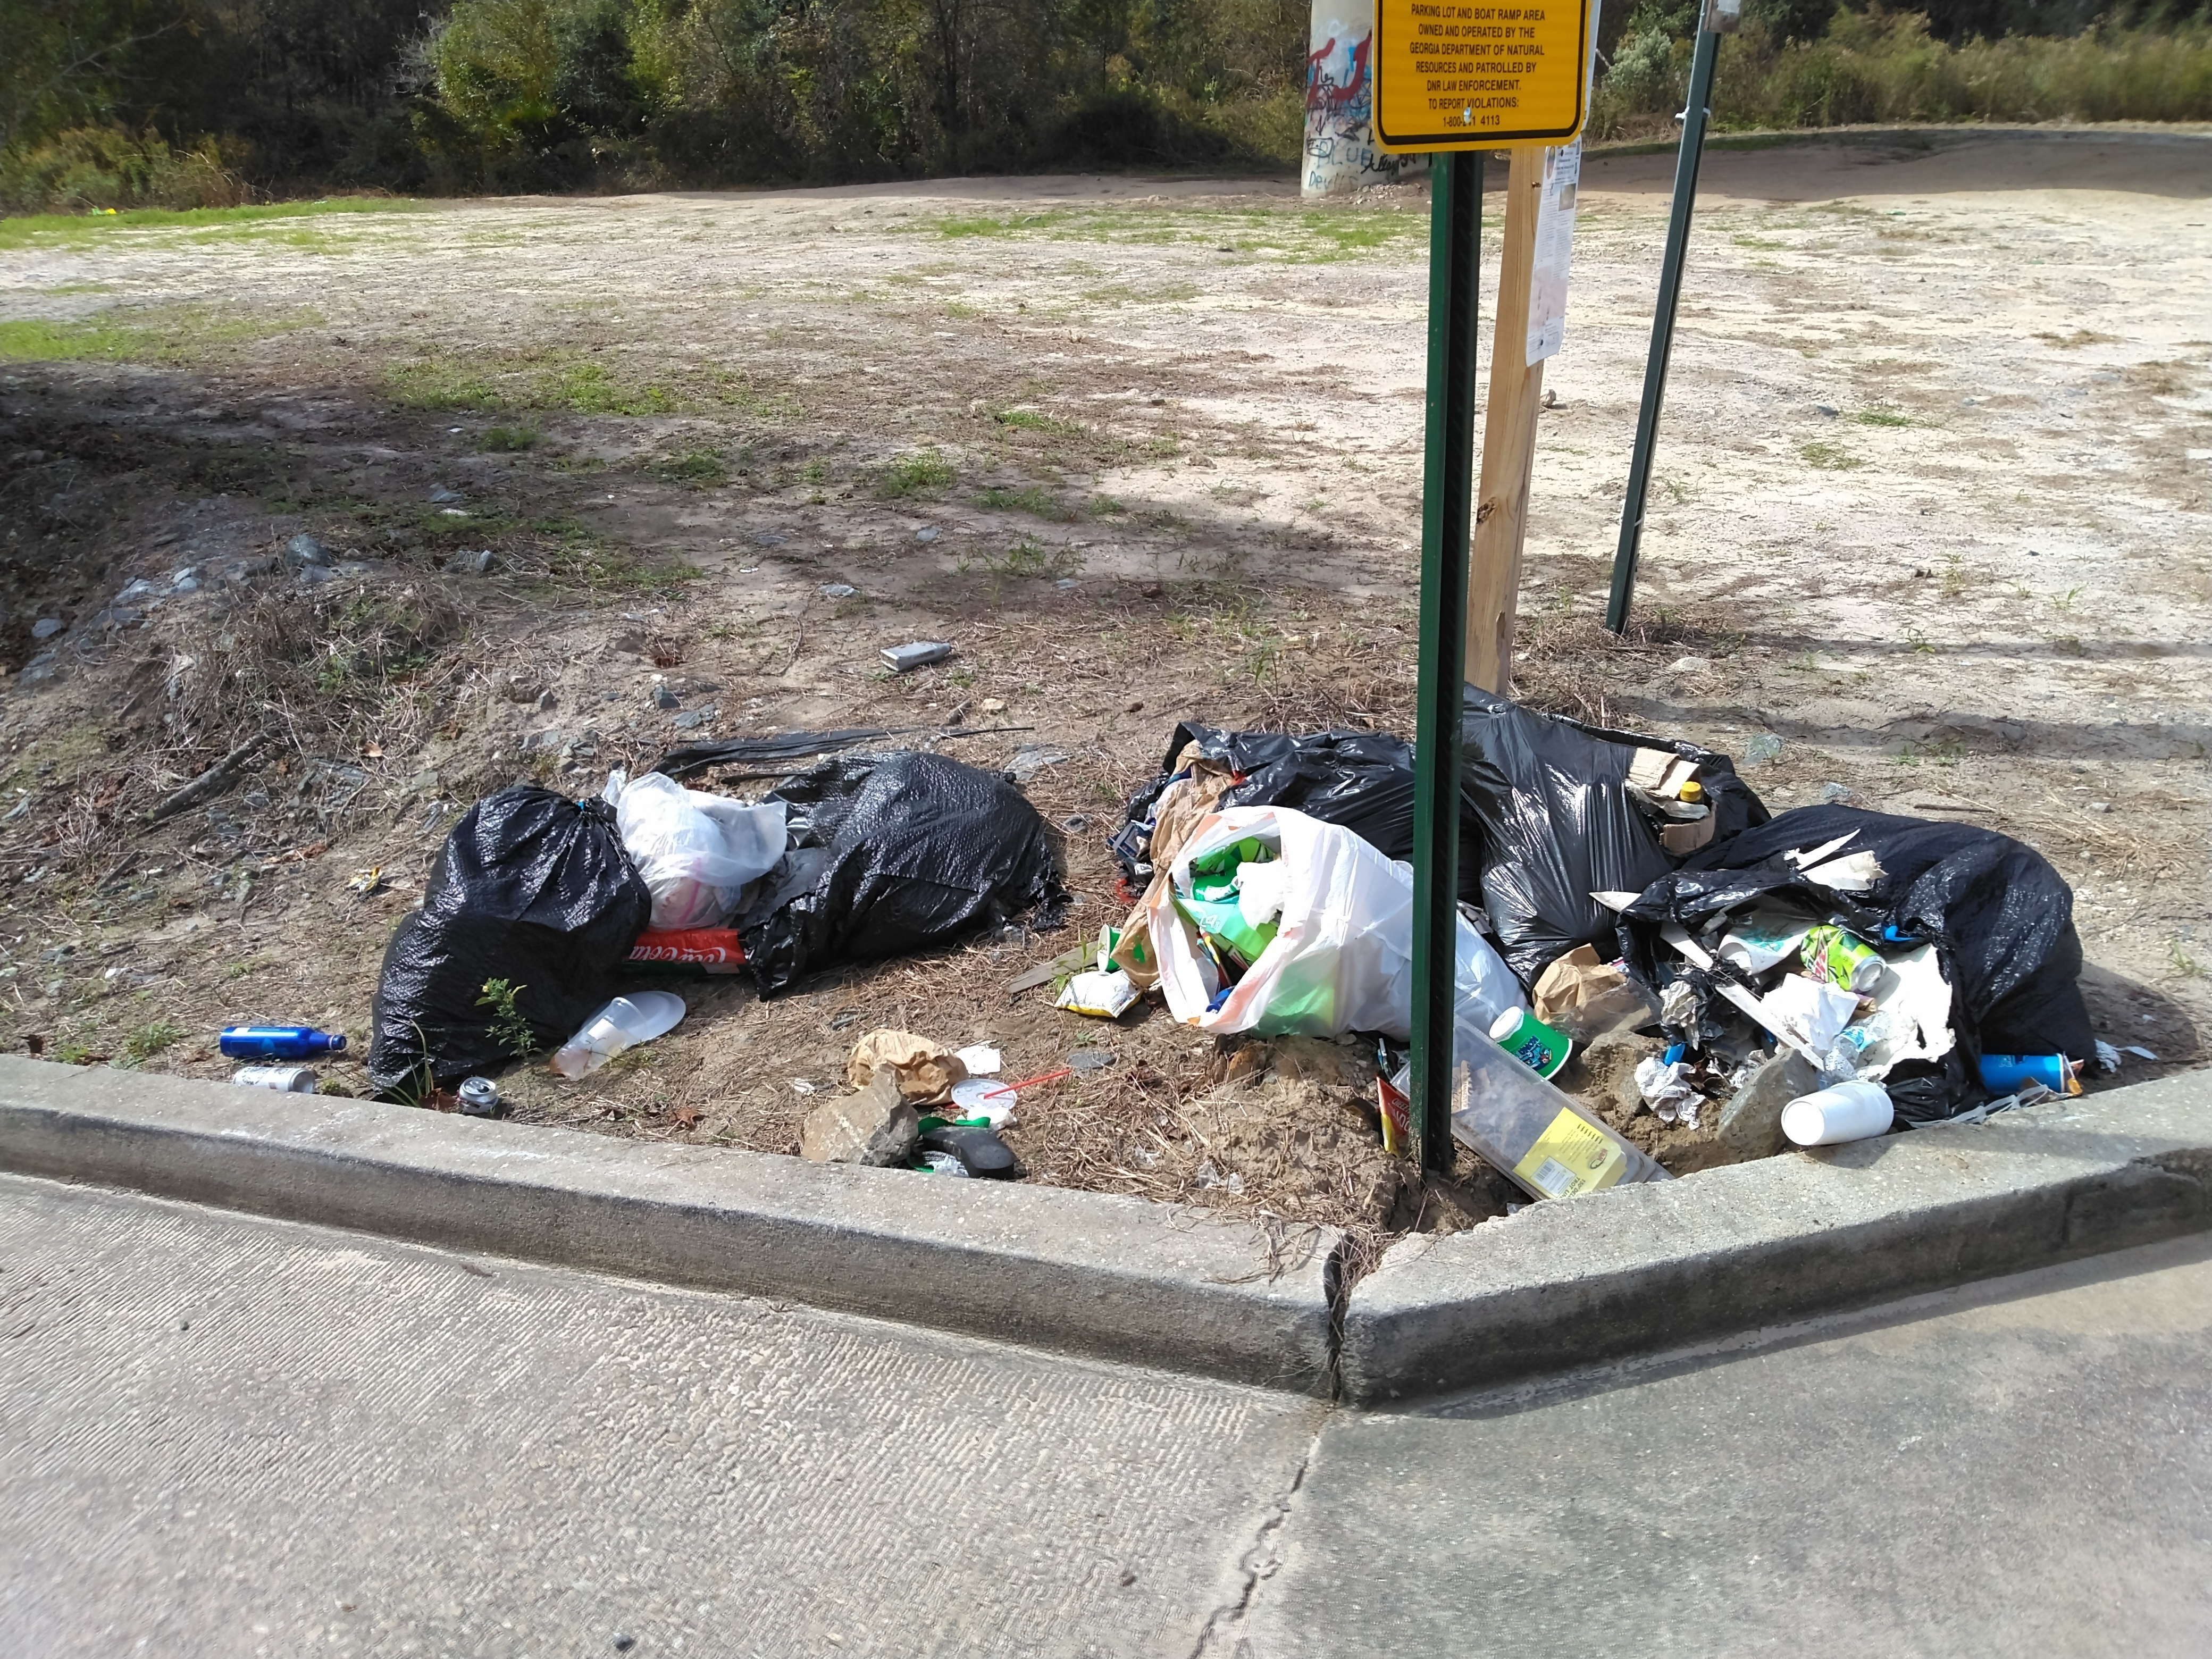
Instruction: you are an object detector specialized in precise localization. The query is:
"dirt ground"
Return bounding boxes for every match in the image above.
[3,128,2207,1249]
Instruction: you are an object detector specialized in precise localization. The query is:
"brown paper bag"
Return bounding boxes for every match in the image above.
[1531,944,1658,1041]
[846,1029,966,1105]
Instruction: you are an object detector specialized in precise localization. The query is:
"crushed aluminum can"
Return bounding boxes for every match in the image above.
[880,641,954,673]
[457,1076,503,1118]
[232,1064,316,1094]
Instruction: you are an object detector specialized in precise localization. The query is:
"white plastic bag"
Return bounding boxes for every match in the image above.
[1147,806,1524,1040]
[606,770,787,932]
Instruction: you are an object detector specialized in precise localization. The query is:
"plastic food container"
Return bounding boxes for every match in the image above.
[1448,1004,1668,1201]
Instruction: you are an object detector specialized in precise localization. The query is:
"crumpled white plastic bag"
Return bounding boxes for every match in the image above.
[606,769,787,931]
[1147,805,1524,1040]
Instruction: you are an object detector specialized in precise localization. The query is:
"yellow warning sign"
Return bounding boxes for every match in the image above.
[1374,0,1592,150]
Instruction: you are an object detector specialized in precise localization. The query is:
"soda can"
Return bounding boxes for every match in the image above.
[233,1064,316,1093]
[1800,925,1883,993]
[1978,1054,2081,1096]
[457,1076,502,1117]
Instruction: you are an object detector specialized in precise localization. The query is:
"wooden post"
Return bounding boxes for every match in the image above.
[1464,144,1549,694]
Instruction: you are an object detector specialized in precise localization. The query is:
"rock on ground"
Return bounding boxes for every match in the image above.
[799,1076,919,1167]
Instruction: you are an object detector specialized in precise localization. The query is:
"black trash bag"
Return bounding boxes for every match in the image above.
[738,750,1068,999]
[1619,805,2094,1120]
[1113,721,1472,893]
[370,787,652,1092]
[1459,685,1768,988]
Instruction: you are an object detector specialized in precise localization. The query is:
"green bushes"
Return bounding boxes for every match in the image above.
[1593,7,2212,139]
[4,0,2210,207]
[410,0,1308,186]
[0,127,251,214]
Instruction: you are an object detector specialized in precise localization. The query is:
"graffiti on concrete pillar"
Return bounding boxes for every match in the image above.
[1304,3,1425,197]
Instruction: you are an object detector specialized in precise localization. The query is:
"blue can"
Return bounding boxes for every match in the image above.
[1978,1053,2076,1095]
[219,1025,348,1061]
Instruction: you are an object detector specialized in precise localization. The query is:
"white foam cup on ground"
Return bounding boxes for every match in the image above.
[1780,1079,1895,1147]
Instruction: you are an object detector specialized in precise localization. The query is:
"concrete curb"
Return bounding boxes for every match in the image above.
[1340,1073,2212,1405]
[0,1057,1338,1394]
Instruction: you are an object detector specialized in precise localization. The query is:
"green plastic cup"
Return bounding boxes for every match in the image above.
[1489,1007,1573,1079]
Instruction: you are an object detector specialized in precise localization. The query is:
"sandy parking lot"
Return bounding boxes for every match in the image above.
[2,127,2206,1238]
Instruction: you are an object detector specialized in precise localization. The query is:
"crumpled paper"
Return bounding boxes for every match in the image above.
[847,1029,966,1105]
[1635,1056,1703,1128]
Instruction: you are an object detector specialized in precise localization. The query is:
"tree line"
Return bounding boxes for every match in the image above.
[2,0,2206,209]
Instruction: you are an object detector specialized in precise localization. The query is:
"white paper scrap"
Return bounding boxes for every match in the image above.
[954,1044,1003,1077]
[1526,140,1583,365]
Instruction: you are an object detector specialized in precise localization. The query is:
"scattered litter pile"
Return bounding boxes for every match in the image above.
[229,679,2105,1220]
[1096,688,2106,1200]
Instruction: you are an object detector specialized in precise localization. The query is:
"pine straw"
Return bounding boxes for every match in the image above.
[0,576,485,883]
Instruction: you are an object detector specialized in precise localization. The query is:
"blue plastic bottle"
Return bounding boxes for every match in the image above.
[219,1025,348,1060]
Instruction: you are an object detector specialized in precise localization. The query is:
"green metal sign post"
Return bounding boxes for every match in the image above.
[1605,12,1725,634]
[1408,150,1484,1171]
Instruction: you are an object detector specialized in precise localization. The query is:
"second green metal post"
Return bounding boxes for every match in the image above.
[1605,22,1720,634]
[1409,150,1482,1171]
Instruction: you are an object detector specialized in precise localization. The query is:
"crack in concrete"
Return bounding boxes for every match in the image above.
[1187,1420,1325,1658]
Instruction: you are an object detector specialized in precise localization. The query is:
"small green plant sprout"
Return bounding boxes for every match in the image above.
[123,1018,188,1065]
[477,978,537,1059]
[1800,442,1865,471]
[2171,938,2203,979]
[881,449,956,497]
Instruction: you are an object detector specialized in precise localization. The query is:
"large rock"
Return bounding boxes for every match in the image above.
[799,1075,919,1167]
[1718,1051,1822,1160]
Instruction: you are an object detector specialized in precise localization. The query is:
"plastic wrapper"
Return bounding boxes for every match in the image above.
[1457,685,1767,989]
[1451,1003,1670,1201]
[736,751,1068,998]
[369,787,652,1091]
[607,769,786,931]
[1622,805,2092,1119]
[1148,806,1524,1040]
[1057,969,1139,1018]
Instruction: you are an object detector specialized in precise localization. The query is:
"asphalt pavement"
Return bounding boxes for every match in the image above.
[4,1171,2206,1657]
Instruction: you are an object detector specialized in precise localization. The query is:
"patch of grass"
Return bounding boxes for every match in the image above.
[539,542,700,601]
[2035,329,2118,349]
[2171,938,2203,979]
[384,353,684,416]
[915,204,1425,265]
[880,449,956,497]
[386,357,501,410]
[479,425,539,453]
[1800,441,1865,471]
[122,1017,187,1066]
[0,305,315,365]
[0,196,424,253]
[962,535,1082,581]
[993,408,1085,438]
[52,1040,97,1066]
[1851,407,1917,428]
[2127,360,2191,397]
[977,484,1078,521]
[651,447,728,487]
[541,361,677,416]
